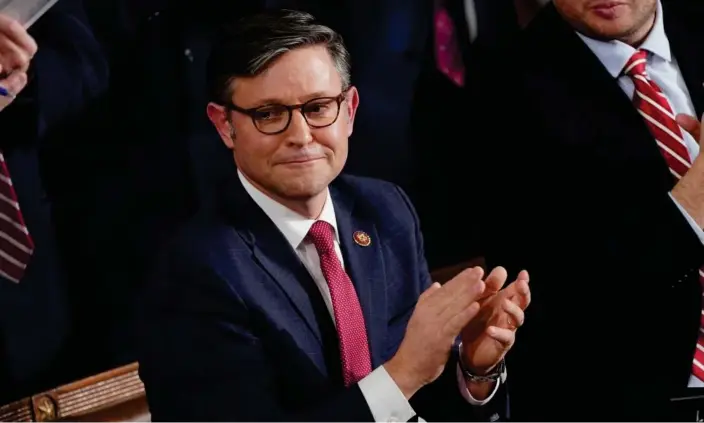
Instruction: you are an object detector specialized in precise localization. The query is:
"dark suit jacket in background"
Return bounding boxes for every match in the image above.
[75,0,206,371]
[457,1,704,420]
[409,0,520,268]
[138,174,508,421]
[0,0,109,404]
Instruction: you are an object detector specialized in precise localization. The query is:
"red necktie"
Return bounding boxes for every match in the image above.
[623,50,704,380]
[434,0,465,87]
[0,152,33,283]
[307,220,372,386]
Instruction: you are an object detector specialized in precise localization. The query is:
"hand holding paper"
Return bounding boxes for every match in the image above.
[0,0,60,28]
[0,12,37,110]
[0,0,59,110]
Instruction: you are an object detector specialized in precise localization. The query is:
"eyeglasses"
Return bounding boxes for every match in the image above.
[226,90,349,135]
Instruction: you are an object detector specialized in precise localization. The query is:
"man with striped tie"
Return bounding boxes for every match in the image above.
[0,0,109,406]
[455,0,704,420]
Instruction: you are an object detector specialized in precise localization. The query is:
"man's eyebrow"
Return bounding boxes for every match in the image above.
[246,97,285,107]
[300,91,340,101]
[243,91,342,108]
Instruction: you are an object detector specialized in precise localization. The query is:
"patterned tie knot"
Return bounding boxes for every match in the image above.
[307,220,335,255]
[623,50,649,78]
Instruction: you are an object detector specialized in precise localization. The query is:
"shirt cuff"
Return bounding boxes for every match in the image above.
[359,366,416,422]
[670,192,704,245]
[455,362,502,406]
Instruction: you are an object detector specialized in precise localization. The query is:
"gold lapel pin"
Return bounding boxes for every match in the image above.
[353,231,371,247]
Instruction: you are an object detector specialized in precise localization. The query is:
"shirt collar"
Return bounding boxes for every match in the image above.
[576,0,671,78]
[238,170,339,249]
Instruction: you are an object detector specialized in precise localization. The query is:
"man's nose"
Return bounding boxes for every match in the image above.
[284,110,314,144]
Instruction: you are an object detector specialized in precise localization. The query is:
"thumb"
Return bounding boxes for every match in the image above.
[484,266,508,294]
[676,113,702,144]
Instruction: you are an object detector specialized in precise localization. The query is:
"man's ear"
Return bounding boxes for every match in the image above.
[344,86,360,138]
[228,122,236,141]
[207,102,235,149]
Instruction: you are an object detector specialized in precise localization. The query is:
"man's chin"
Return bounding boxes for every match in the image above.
[275,178,328,200]
[583,17,640,41]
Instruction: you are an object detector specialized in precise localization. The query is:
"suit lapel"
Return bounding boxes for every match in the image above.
[663,1,704,117]
[222,178,325,350]
[250,231,326,346]
[221,176,390,370]
[331,185,388,368]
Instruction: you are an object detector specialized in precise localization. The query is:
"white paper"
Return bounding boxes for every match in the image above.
[0,0,60,28]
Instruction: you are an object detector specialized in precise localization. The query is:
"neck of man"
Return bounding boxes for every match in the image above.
[280,193,327,220]
[243,172,328,219]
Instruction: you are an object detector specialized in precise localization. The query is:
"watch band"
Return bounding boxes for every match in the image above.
[458,342,507,383]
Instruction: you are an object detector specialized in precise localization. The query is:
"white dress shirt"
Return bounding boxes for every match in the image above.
[238,170,500,422]
[577,0,704,387]
[463,0,479,42]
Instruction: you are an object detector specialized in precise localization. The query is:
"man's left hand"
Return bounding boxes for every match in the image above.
[460,266,531,375]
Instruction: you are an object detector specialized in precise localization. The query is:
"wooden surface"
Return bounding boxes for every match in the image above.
[67,397,150,422]
[430,257,485,284]
[0,397,32,422]
[0,362,148,422]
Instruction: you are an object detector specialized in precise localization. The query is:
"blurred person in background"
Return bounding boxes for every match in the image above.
[0,0,108,405]
[464,0,704,419]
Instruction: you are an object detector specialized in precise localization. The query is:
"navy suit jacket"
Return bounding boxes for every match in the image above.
[138,174,508,421]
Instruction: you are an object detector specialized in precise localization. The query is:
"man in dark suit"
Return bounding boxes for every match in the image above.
[0,0,109,404]
[138,10,531,421]
[461,0,704,420]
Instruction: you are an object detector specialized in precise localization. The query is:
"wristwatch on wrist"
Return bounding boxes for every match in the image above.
[458,343,507,383]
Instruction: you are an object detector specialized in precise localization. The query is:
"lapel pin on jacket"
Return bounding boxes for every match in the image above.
[353,231,371,247]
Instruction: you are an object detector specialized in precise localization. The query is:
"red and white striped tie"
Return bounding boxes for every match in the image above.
[0,152,33,283]
[623,50,704,379]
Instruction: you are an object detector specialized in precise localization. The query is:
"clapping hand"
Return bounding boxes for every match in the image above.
[460,266,531,375]
[676,113,702,142]
[672,113,704,228]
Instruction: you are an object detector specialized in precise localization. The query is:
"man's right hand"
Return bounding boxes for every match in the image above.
[0,14,36,112]
[672,114,704,227]
[678,114,701,141]
[384,267,486,399]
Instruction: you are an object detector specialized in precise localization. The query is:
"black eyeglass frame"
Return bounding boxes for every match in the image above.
[224,88,351,135]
